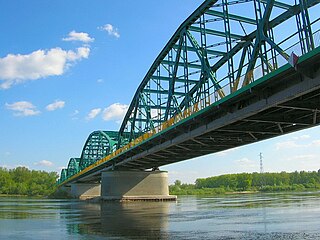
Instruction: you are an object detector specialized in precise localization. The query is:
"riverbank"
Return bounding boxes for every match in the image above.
[170,188,320,196]
[0,194,28,197]
[0,194,48,198]
[170,171,320,195]
[169,185,320,196]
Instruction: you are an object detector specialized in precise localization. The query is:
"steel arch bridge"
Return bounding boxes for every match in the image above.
[58,0,320,185]
[59,131,118,183]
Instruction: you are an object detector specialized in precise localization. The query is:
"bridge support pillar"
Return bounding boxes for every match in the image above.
[101,170,176,201]
[70,183,101,200]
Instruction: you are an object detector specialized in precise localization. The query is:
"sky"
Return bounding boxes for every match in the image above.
[1,0,320,184]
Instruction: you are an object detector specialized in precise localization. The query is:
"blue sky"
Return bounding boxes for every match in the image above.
[1,0,320,184]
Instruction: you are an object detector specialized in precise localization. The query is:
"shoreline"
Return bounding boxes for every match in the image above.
[170,188,320,196]
[0,194,45,198]
[1,189,320,199]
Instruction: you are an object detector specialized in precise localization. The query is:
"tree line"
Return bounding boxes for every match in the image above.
[170,170,320,195]
[0,167,58,197]
[2,167,320,197]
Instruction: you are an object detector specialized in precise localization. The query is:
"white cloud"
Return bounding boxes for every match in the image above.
[288,154,315,161]
[275,140,300,150]
[46,100,65,111]
[5,101,40,116]
[86,108,101,120]
[311,140,320,146]
[292,134,310,140]
[0,47,90,89]
[282,154,320,170]
[99,24,120,38]
[34,160,54,167]
[102,103,128,122]
[62,30,94,43]
[235,157,254,165]
[97,78,104,83]
[275,136,320,150]
[234,157,258,171]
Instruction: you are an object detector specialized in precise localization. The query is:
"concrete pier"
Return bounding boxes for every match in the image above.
[70,183,101,200]
[101,170,176,201]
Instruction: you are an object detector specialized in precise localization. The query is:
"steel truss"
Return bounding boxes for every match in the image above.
[58,0,320,184]
[118,0,320,146]
[78,131,118,170]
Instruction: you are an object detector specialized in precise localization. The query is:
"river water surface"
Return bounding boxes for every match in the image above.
[0,192,319,239]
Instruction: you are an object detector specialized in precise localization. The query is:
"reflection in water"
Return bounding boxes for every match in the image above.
[0,198,56,219]
[262,205,267,233]
[101,202,169,238]
[67,201,171,239]
[0,192,320,239]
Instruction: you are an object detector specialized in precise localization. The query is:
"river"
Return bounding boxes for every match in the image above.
[0,192,319,239]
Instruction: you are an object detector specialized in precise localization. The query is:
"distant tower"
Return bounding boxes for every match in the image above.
[259,152,264,174]
[259,152,264,188]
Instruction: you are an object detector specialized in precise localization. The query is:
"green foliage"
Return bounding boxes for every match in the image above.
[0,167,58,197]
[170,170,320,195]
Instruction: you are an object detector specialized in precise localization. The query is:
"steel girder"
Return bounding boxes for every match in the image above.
[59,168,67,183]
[118,0,320,146]
[67,158,80,178]
[79,131,118,170]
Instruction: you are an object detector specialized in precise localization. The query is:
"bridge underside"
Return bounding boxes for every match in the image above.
[75,48,320,183]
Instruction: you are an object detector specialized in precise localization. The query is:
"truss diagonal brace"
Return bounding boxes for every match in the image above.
[165,37,183,120]
[186,30,225,98]
[139,92,155,130]
[242,0,275,87]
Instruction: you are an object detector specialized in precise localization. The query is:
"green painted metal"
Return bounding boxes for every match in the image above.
[118,0,320,146]
[58,0,320,185]
[79,131,118,170]
[115,45,320,157]
[59,169,67,183]
[67,158,80,178]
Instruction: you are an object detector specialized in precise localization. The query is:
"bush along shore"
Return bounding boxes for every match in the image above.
[169,170,320,195]
[0,167,58,197]
[1,167,320,197]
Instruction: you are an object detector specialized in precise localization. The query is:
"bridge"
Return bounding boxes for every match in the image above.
[57,0,320,200]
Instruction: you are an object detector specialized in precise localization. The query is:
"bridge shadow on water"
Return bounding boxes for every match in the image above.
[62,193,320,240]
[66,201,172,239]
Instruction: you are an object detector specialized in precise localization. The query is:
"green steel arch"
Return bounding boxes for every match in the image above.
[67,158,80,178]
[79,131,118,170]
[117,0,320,145]
[59,168,67,183]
